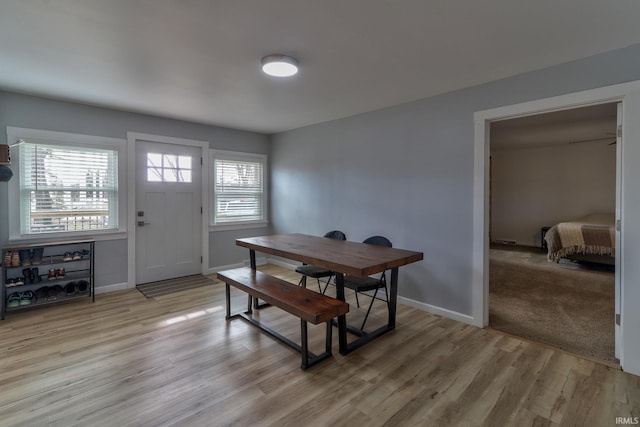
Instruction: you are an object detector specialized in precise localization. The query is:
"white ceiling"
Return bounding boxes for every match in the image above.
[490,102,618,150]
[1,1,640,134]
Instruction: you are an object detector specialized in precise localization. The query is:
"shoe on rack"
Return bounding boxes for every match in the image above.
[31,268,43,283]
[72,251,82,261]
[7,292,21,308]
[81,249,91,260]
[48,269,57,280]
[22,268,32,285]
[47,285,63,300]
[6,278,16,287]
[57,268,66,279]
[3,251,12,267]
[63,252,73,262]
[35,287,48,302]
[14,277,24,286]
[77,280,89,293]
[64,282,77,296]
[19,249,32,267]
[20,290,34,306]
[11,251,20,267]
[31,248,44,265]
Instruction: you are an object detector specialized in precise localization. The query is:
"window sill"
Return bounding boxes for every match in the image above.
[209,220,269,232]
[9,229,128,244]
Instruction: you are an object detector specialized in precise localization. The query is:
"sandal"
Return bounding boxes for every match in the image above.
[7,292,21,308]
[20,290,34,306]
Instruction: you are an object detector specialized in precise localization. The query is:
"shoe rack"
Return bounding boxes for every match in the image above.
[1,239,95,320]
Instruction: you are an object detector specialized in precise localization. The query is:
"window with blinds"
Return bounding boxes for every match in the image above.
[19,142,119,234]
[212,153,266,224]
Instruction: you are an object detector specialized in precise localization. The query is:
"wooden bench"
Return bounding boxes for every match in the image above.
[217,267,349,370]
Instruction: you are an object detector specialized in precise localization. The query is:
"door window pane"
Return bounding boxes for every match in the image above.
[146,153,192,183]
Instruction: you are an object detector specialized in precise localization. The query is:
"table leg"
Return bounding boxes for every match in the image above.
[250,249,256,269]
[338,267,399,354]
[225,283,231,319]
[335,272,348,355]
[389,267,398,329]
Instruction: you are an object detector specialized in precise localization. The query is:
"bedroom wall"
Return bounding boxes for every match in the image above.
[0,91,270,289]
[491,142,616,247]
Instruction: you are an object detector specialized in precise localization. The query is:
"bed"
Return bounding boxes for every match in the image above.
[544,213,616,264]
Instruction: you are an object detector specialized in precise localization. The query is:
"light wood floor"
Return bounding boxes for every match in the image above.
[0,264,638,426]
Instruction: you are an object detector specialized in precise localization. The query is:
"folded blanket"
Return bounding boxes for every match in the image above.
[545,214,615,262]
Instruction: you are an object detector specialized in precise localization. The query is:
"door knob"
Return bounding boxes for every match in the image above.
[137,221,152,226]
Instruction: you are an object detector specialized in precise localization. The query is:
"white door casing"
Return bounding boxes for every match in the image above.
[615,101,622,360]
[473,80,640,374]
[135,140,202,283]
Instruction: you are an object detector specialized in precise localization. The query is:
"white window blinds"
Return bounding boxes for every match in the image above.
[19,141,119,234]
[213,156,265,224]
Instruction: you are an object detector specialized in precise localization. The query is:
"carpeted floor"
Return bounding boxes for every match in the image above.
[136,274,216,298]
[489,245,615,362]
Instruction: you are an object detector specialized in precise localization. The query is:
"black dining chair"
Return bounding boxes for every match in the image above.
[343,235,391,332]
[296,230,346,294]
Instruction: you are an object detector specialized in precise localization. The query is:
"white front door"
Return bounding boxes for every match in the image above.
[135,140,202,284]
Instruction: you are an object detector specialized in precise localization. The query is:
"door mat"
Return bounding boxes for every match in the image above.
[136,274,216,298]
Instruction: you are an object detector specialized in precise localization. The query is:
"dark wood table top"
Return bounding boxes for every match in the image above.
[236,233,423,277]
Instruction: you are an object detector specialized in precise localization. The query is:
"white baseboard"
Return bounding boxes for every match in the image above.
[206,258,267,275]
[397,296,474,326]
[244,257,268,267]
[95,282,130,294]
[207,262,243,275]
[266,257,298,270]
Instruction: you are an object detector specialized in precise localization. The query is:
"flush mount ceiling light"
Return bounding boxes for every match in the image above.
[261,54,298,77]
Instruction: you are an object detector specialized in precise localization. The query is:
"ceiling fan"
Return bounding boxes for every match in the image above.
[567,135,617,145]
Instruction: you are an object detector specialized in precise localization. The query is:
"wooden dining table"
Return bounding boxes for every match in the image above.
[236,233,424,355]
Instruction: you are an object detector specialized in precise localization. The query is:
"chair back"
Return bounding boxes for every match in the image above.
[324,230,346,241]
[363,235,392,247]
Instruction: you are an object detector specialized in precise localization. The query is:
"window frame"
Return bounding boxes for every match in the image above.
[7,127,127,242]
[209,149,268,231]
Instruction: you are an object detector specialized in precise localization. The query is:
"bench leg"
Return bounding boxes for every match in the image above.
[223,282,335,370]
[301,320,309,369]
[325,320,333,354]
[300,319,333,370]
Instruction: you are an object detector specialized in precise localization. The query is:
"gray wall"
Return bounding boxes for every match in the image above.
[491,142,616,247]
[270,43,640,317]
[0,91,269,287]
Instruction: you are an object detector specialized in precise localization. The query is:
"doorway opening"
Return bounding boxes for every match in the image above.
[485,102,620,364]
